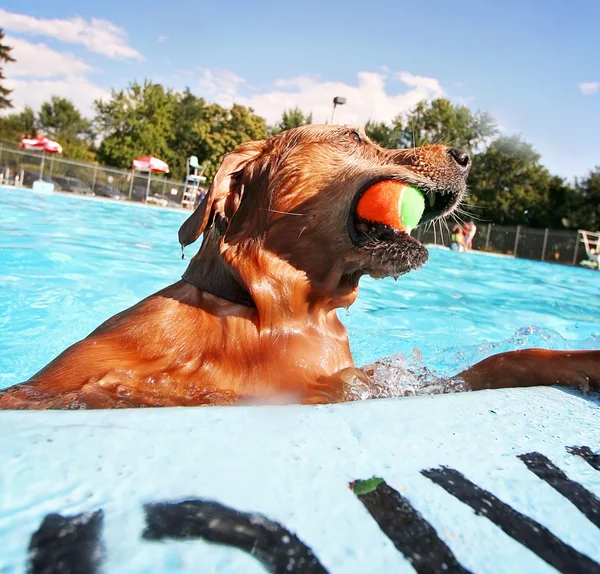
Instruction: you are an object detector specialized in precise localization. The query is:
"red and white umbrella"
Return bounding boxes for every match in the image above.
[20,137,63,184]
[132,156,169,202]
[132,156,169,173]
[20,136,63,154]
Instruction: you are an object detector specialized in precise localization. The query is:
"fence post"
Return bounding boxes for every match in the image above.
[129,170,134,199]
[485,224,492,250]
[39,150,46,180]
[513,225,521,256]
[541,228,549,261]
[572,231,580,266]
[91,164,98,192]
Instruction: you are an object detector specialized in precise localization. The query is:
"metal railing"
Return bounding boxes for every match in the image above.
[0,143,207,210]
[1,142,596,269]
[416,223,595,268]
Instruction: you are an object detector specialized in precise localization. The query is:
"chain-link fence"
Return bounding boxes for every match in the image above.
[0,143,206,209]
[416,223,593,268]
[1,143,596,269]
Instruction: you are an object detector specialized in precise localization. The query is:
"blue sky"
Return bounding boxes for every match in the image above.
[2,0,599,179]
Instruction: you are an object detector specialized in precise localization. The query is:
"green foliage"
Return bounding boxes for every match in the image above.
[94,81,176,170]
[38,96,91,138]
[364,120,396,148]
[402,99,498,151]
[167,88,208,179]
[168,91,268,180]
[269,107,312,135]
[94,82,267,180]
[38,96,95,160]
[0,106,36,142]
[365,102,584,229]
[571,168,600,231]
[192,102,268,181]
[468,136,575,228]
[391,99,498,151]
[0,28,15,109]
[365,99,497,154]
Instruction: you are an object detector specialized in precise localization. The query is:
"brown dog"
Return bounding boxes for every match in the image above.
[1,125,598,409]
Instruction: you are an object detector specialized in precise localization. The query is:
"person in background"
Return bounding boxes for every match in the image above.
[451,223,465,251]
[464,220,477,251]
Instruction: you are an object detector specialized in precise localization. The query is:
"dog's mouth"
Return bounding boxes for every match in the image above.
[349,178,457,246]
[347,178,461,276]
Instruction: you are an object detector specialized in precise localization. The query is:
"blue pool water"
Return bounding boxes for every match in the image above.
[1,186,599,390]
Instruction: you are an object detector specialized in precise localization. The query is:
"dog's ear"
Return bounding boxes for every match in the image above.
[178,141,265,250]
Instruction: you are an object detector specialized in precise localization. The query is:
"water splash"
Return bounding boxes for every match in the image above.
[346,352,470,400]
[349,326,600,400]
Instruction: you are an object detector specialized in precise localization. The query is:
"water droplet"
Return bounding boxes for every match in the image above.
[116,385,131,398]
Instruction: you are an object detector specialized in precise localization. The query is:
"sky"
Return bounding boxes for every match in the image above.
[2,0,599,180]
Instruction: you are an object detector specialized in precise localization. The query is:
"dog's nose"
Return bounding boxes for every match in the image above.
[447,148,471,171]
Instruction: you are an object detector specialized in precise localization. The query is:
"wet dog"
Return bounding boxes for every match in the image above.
[1,125,598,408]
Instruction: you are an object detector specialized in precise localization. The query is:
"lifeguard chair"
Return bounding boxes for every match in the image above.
[181,155,207,209]
[578,229,600,270]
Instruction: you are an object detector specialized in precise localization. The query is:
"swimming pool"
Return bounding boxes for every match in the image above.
[1,186,599,390]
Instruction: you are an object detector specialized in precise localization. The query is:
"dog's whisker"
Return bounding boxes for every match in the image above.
[362,230,377,245]
[261,208,306,216]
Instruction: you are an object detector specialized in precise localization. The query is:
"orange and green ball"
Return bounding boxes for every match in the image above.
[356,180,425,233]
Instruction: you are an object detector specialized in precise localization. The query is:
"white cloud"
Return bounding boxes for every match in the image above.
[5,78,108,117]
[579,81,599,96]
[3,37,107,116]
[0,9,141,60]
[194,69,446,125]
[396,72,443,96]
[6,36,94,78]
[197,68,247,107]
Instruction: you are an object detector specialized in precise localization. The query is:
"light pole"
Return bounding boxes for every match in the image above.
[331,96,347,124]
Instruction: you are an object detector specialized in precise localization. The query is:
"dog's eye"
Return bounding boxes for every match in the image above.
[349,131,362,143]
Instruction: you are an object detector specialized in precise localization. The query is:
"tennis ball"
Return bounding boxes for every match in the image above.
[356,180,425,233]
[400,185,426,231]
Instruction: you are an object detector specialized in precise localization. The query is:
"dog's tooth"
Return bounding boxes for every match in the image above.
[405,226,412,235]
[428,191,435,208]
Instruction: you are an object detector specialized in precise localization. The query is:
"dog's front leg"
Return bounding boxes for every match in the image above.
[457,349,600,392]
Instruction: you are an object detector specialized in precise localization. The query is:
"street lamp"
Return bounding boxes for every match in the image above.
[331,96,347,124]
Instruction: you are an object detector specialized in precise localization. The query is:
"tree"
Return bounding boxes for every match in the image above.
[269,107,312,135]
[468,135,573,227]
[167,88,208,179]
[0,28,15,109]
[390,98,498,151]
[0,106,36,142]
[38,97,90,138]
[192,102,268,181]
[37,96,95,160]
[364,120,396,148]
[166,91,269,180]
[94,81,177,170]
[571,168,600,231]
[94,82,269,181]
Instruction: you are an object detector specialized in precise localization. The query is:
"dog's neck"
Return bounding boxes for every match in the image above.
[182,232,255,308]
[181,230,359,320]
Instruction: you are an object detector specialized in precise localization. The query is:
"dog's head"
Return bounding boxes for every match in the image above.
[179,125,470,303]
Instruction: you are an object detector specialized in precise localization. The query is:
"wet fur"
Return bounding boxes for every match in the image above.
[1,125,598,409]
